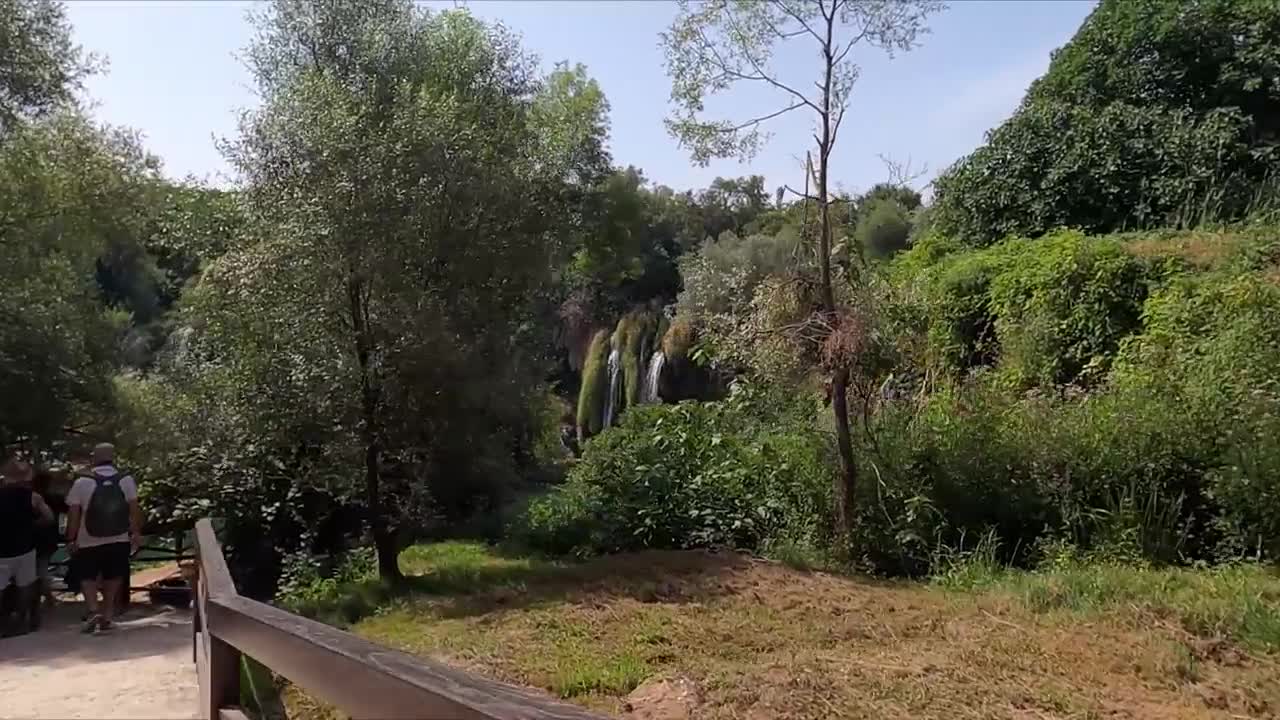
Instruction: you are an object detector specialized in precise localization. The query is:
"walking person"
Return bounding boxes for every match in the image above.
[65,443,141,635]
[0,458,54,637]
[31,469,65,614]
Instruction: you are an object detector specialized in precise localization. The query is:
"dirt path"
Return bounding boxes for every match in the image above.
[0,601,197,719]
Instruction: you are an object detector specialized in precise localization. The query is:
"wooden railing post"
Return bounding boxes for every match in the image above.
[204,635,241,720]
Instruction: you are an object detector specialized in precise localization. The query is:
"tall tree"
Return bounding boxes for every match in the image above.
[224,0,608,580]
[933,0,1280,244]
[0,0,93,135]
[662,0,942,536]
[0,114,161,451]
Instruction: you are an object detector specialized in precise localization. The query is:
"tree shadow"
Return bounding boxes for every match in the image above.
[296,546,838,627]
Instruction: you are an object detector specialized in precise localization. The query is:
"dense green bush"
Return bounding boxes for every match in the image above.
[907,230,1152,387]
[856,198,912,259]
[854,228,1280,574]
[852,377,1220,575]
[1116,266,1280,560]
[517,385,833,557]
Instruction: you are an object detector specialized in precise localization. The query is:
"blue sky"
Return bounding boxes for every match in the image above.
[64,0,1095,194]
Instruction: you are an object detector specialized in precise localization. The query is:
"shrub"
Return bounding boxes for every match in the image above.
[903,230,1152,387]
[986,231,1149,387]
[517,390,833,557]
[856,197,912,259]
[859,228,1280,573]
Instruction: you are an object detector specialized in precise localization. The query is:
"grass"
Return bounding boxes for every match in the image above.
[282,542,1280,719]
[936,557,1280,653]
[279,541,566,625]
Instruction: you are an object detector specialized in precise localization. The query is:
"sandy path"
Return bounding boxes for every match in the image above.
[0,602,198,719]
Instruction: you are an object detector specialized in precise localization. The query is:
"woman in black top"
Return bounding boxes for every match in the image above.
[0,460,54,636]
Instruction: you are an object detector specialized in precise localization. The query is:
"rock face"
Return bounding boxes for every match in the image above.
[623,675,704,720]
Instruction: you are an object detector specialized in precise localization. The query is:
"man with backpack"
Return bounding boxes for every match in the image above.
[65,443,141,635]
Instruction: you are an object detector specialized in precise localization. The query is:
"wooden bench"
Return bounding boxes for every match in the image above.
[193,519,608,720]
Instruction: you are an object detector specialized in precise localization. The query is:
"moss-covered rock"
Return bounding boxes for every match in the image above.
[576,329,611,438]
[661,317,696,363]
[615,310,657,409]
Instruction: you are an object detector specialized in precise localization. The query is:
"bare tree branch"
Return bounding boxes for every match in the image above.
[829,103,848,149]
[784,184,820,202]
[776,1,824,44]
[877,153,929,187]
[717,9,821,112]
[725,101,808,132]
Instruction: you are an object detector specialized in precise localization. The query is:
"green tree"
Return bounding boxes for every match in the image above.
[933,0,1280,244]
[0,113,158,450]
[220,0,607,580]
[662,0,943,536]
[0,0,94,135]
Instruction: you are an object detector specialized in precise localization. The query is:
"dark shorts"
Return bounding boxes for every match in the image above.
[72,542,131,582]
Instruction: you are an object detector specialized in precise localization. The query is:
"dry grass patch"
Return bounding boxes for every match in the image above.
[1124,229,1250,269]
[282,543,1280,719]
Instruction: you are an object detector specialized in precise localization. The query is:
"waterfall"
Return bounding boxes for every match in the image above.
[642,351,665,404]
[636,332,651,404]
[602,348,622,428]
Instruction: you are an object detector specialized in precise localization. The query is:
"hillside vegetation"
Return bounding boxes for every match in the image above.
[4,0,1280,715]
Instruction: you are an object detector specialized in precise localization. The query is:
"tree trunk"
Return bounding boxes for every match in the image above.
[350,278,402,583]
[818,7,858,539]
[364,434,401,583]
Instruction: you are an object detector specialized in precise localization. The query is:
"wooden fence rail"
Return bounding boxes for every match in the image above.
[193,519,607,720]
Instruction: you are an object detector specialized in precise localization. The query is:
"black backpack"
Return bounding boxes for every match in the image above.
[85,472,131,537]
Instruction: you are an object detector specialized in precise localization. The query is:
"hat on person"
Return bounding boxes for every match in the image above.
[92,443,116,465]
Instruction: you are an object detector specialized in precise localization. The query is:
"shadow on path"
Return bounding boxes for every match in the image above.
[0,600,197,719]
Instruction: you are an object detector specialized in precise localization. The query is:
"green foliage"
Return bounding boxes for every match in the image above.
[0,111,165,449]
[114,0,615,584]
[519,385,833,557]
[933,0,1280,244]
[276,546,377,612]
[856,197,912,260]
[662,0,942,165]
[676,229,804,319]
[0,0,94,134]
[559,171,777,336]
[852,226,1280,574]
[908,230,1151,387]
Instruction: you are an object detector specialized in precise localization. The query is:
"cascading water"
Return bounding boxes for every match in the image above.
[642,350,665,404]
[636,332,652,404]
[602,348,622,427]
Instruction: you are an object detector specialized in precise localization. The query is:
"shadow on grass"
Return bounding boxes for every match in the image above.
[285,541,764,628]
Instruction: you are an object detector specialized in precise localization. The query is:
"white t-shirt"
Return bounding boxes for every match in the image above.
[67,465,139,548]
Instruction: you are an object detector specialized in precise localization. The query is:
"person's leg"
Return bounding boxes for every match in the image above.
[0,556,18,636]
[5,551,36,636]
[97,543,130,629]
[76,546,103,632]
[36,552,55,605]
